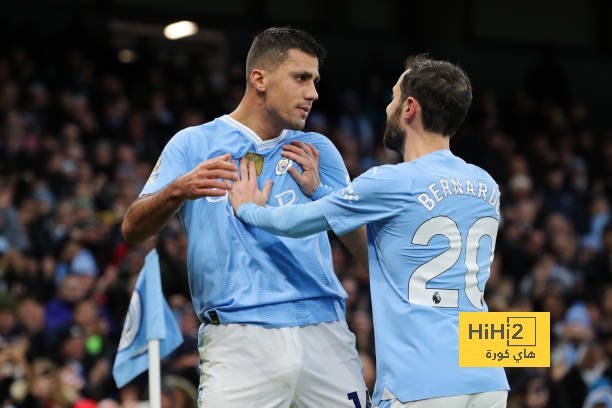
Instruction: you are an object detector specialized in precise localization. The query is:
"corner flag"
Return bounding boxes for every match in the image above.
[112,249,183,388]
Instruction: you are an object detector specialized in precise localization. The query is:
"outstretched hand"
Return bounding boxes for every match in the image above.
[281,141,320,197]
[229,157,274,214]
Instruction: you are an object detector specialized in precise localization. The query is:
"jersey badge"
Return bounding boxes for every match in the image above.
[275,157,293,175]
[148,155,162,182]
[245,152,264,176]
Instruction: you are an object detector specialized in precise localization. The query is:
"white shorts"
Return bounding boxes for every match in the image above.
[197,321,370,408]
[376,391,508,408]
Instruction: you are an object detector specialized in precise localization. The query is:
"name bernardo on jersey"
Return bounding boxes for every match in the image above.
[417,178,500,215]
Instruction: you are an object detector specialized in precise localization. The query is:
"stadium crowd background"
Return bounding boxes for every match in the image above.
[1,2,612,407]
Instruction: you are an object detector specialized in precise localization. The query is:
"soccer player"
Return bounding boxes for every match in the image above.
[121,27,369,407]
[229,55,510,408]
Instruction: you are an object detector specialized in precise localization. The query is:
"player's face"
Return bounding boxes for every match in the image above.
[383,72,408,154]
[264,49,320,130]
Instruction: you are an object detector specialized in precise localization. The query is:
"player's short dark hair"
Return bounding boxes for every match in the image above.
[245,27,326,82]
[399,55,472,137]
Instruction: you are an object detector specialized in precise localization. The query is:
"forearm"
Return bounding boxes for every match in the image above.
[122,180,185,243]
[237,202,330,238]
[338,226,369,272]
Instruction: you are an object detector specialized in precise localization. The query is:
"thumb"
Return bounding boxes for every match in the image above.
[262,180,274,201]
[213,153,231,162]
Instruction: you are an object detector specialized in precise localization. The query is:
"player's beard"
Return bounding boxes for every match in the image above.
[383,106,405,155]
[267,105,306,131]
[289,114,307,131]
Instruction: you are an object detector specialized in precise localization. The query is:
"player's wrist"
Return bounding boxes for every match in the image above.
[311,183,331,200]
[168,177,188,202]
[300,180,317,198]
[236,202,259,219]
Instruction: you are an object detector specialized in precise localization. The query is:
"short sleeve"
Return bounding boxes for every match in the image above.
[313,165,409,236]
[139,130,191,197]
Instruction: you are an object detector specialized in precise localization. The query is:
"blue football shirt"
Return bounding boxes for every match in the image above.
[139,115,350,327]
[313,149,510,403]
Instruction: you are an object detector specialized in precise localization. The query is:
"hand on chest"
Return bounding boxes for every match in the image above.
[199,142,313,208]
[257,151,307,207]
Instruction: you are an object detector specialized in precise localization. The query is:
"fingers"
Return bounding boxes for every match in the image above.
[196,188,228,197]
[198,179,233,191]
[262,180,274,201]
[211,152,232,161]
[291,140,314,157]
[282,143,313,161]
[202,160,237,173]
[248,160,257,184]
[193,178,233,197]
[286,166,302,182]
[282,141,319,170]
[203,153,238,172]
[205,169,239,182]
[239,157,248,182]
[306,143,319,160]
[281,150,310,169]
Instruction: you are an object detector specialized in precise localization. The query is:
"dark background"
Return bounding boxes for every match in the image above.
[1,1,612,408]
[4,0,612,119]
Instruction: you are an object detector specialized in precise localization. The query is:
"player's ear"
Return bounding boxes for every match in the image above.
[404,97,418,120]
[249,69,266,92]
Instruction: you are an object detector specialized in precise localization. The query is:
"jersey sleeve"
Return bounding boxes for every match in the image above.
[313,165,409,236]
[237,201,330,238]
[307,133,350,192]
[139,130,191,197]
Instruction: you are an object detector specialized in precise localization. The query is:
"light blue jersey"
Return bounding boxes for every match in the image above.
[140,115,349,327]
[315,150,509,404]
[237,149,509,404]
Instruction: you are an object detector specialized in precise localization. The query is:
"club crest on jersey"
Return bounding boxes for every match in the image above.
[275,158,293,175]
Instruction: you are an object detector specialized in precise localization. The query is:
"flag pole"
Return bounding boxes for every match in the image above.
[148,338,161,408]
[113,249,183,391]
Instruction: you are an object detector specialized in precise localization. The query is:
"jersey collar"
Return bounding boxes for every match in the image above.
[221,115,288,151]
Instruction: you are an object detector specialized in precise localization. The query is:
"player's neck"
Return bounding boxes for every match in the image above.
[229,97,284,141]
[402,131,450,162]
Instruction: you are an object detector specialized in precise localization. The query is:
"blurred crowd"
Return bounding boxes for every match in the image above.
[0,36,611,408]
